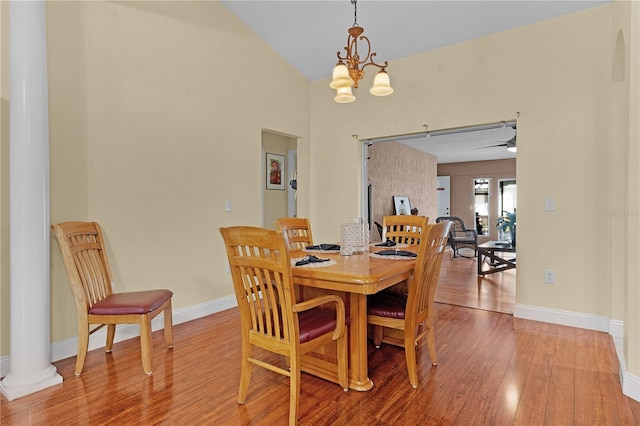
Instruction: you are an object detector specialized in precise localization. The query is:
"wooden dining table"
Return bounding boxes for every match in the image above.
[290,246,417,391]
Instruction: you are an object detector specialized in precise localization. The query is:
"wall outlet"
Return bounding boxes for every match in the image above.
[544,269,555,284]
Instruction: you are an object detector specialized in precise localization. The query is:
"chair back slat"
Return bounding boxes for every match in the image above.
[274,217,313,251]
[52,222,114,310]
[221,226,296,344]
[381,215,429,245]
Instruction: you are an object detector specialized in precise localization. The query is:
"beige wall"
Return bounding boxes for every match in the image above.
[368,142,437,242]
[0,1,8,358]
[0,0,310,351]
[620,0,640,374]
[438,159,516,242]
[308,2,616,342]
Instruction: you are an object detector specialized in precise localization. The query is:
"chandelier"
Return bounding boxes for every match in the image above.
[330,0,393,103]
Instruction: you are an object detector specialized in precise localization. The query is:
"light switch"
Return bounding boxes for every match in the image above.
[225,200,232,212]
[544,197,555,212]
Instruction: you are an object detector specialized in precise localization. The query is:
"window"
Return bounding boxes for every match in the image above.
[474,179,490,236]
[499,179,517,216]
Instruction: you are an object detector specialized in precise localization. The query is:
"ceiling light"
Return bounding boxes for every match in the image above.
[335,86,356,103]
[330,0,393,102]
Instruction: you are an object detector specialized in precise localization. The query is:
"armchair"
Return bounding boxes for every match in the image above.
[435,216,478,258]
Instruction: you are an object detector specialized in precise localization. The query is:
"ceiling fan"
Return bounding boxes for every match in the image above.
[476,126,517,152]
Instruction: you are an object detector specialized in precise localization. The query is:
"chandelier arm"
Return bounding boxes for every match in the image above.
[336,32,355,62]
[361,54,388,71]
[347,35,363,66]
[355,35,371,64]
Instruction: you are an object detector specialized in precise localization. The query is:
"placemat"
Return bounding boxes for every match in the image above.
[369,251,417,261]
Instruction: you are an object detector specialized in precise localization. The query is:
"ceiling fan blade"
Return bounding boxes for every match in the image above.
[476,134,517,150]
[475,143,507,149]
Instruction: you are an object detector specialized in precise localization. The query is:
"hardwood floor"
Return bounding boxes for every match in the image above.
[3,252,639,425]
[435,248,516,314]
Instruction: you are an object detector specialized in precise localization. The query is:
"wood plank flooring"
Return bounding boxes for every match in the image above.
[435,248,515,314]
[3,251,639,425]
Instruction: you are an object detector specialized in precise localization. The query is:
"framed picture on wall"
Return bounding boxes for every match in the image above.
[393,196,411,215]
[266,153,285,190]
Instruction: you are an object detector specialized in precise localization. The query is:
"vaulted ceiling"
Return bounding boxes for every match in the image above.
[221,0,610,162]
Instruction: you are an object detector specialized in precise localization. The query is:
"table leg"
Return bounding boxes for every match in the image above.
[298,288,374,391]
[477,249,516,276]
[348,293,374,391]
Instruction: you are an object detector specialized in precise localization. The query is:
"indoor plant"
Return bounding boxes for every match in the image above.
[496,210,516,245]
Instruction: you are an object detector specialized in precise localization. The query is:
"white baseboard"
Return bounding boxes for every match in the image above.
[609,320,640,402]
[513,303,610,332]
[0,295,237,378]
[515,304,639,403]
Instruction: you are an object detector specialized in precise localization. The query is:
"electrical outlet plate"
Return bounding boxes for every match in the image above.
[544,269,555,283]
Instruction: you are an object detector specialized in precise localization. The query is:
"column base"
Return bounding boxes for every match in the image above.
[0,365,63,401]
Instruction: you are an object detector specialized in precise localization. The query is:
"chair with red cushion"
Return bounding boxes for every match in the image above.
[51,221,173,376]
[367,220,451,388]
[219,226,348,426]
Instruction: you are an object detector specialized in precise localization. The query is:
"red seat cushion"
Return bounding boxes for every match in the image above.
[89,290,173,316]
[298,308,338,343]
[367,291,407,319]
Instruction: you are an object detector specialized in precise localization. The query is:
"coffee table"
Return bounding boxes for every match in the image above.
[477,241,516,275]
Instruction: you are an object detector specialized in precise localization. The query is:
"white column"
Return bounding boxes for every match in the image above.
[0,0,62,401]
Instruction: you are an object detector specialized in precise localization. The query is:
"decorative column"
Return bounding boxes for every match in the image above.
[0,0,62,401]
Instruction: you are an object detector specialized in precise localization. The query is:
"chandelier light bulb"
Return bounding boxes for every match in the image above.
[330,63,354,89]
[334,86,356,103]
[370,70,393,96]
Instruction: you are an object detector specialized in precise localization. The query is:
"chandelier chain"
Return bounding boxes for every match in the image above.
[352,0,358,27]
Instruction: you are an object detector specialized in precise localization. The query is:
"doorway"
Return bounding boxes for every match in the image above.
[436,176,450,218]
[261,130,297,228]
[363,121,517,315]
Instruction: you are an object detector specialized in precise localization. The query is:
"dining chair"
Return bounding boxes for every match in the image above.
[219,226,348,426]
[367,220,452,388]
[51,221,173,376]
[381,215,429,245]
[274,217,314,251]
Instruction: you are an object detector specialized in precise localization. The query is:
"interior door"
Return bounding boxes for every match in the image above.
[437,176,450,217]
[287,150,297,217]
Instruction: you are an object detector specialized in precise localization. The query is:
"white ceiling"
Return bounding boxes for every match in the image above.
[221,0,609,162]
[384,123,517,163]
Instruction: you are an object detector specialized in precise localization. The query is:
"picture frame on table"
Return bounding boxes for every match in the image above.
[393,196,411,215]
[266,153,285,190]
